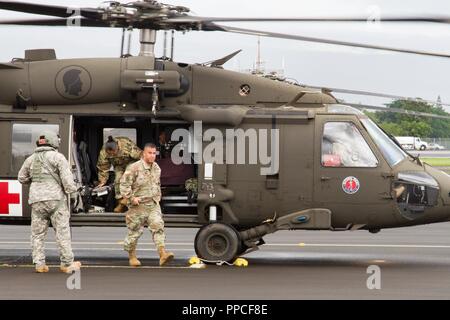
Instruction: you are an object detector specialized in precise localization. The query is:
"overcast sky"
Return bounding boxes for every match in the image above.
[1,0,450,110]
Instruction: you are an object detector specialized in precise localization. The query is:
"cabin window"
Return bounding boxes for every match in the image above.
[103,128,137,144]
[11,123,59,172]
[322,122,378,168]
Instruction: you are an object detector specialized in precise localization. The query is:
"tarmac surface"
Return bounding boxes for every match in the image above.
[1,223,450,299]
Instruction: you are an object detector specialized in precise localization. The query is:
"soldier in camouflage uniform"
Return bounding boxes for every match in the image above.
[18,131,81,274]
[185,178,198,204]
[120,143,174,266]
[97,136,142,213]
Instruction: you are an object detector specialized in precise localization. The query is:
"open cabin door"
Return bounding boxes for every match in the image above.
[0,113,71,222]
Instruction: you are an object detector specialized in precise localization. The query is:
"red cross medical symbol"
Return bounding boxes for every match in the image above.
[0,182,20,214]
[345,179,357,191]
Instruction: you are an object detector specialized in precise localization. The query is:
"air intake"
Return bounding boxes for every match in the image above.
[25,49,56,61]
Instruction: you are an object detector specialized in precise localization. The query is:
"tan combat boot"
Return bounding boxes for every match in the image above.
[128,249,141,267]
[60,261,82,274]
[114,198,128,213]
[158,246,174,266]
[35,264,49,273]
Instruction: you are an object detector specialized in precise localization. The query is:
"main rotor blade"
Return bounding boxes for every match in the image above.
[215,24,450,58]
[0,17,112,27]
[166,16,450,24]
[304,85,450,108]
[2,0,450,23]
[0,1,70,17]
[347,103,450,120]
[0,1,100,19]
[1,1,449,58]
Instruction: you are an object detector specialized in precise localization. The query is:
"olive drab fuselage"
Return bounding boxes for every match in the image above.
[1,53,450,233]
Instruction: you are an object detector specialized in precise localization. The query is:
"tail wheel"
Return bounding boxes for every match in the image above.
[194,223,241,263]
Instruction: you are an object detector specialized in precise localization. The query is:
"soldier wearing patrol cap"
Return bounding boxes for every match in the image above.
[18,131,81,273]
[96,136,142,213]
[120,142,174,267]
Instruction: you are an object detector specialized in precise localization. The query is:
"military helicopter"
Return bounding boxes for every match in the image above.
[1,0,450,263]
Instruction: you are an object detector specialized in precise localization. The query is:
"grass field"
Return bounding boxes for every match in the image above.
[421,158,450,167]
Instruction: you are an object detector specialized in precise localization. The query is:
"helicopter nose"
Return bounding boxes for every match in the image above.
[427,167,450,204]
[423,165,450,220]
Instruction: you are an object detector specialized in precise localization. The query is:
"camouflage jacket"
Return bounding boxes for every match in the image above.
[97,137,142,184]
[18,146,77,204]
[120,160,162,204]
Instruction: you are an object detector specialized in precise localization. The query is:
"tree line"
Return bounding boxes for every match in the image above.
[366,100,450,138]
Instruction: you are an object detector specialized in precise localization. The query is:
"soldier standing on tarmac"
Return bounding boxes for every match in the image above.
[18,131,81,273]
[120,143,174,267]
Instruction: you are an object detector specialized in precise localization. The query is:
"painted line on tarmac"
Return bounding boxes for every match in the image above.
[0,264,194,269]
[74,248,195,252]
[297,243,450,249]
[0,241,194,246]
[0,247,195,252]
[2,241,450,249]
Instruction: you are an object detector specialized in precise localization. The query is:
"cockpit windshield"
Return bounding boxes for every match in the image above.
[327,104,408,167]
[360,118,408,167]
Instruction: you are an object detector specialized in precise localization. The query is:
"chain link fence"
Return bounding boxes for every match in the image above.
[422,138,450,150]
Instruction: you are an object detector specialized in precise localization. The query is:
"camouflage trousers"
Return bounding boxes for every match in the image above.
[123,202,166,251]
[31,199,74,267]
[114,169,125,200]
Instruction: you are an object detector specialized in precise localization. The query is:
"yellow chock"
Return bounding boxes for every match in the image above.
[188,256,201,265]
[233,258,249,267]
[188,256,206,269]
[299,243,306,247]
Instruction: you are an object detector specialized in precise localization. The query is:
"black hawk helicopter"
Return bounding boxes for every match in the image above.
[1,0,450,262]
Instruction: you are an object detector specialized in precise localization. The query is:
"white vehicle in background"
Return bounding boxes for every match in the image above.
[395,136,429,150]
[428,143,445,150]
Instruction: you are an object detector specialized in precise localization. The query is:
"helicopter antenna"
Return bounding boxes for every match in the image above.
[256,36,261,73]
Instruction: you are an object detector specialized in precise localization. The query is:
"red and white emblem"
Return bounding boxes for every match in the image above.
[0,180,22,216]
[342,176,360,195]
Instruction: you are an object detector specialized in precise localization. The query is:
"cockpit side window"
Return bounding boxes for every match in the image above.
[322,122,378,168]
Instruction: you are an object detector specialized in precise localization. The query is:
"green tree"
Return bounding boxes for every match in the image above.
[369,100,450,138]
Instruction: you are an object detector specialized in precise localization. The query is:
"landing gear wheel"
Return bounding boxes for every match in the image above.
[194,223,242,263]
